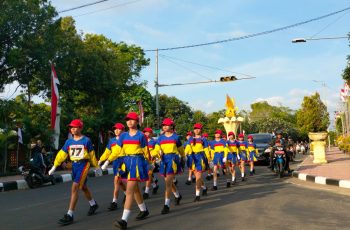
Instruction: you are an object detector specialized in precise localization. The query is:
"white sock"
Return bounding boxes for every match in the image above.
[138,202,147,212]
[113,198,117,203]
[173,178,177,183]
[201,185,206,190]
[88,199,96,206]
[165,198,171,206]
[67,210,74,217]
[152,183,157,188]
[195,190,200,196]
[122,209,131,222]
[173,190,180,198]
[242,173,245,177]
[145,187,150,193]
[232,176,235,181]
[213,181,217,186]
[188,177,191,181]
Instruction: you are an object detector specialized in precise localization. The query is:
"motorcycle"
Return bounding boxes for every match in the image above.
[20,165,55,189]
[273,146,286,178]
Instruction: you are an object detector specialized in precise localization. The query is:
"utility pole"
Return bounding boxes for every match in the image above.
[155,49,160,132]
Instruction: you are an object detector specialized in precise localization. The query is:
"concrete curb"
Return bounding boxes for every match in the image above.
[292,171,350,189]
[0,168,114,192]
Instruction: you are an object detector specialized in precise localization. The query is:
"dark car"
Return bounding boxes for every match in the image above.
[247,133,274,165]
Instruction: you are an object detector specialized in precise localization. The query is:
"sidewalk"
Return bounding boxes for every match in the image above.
[0,167,114,192]
[293,147,350,188]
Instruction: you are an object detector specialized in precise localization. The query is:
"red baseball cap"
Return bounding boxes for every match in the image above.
[143,127,153,133]
[193,123,203,129]
[113,123,125,130]
[125,112,139,121]
[238,133,245,138]
[68,119,83,128]
[162,118,174,126]
[228,131,235,136]
[202,133,209,138]
[186,131,192,136]
[215,129,223,135]
[248,135,253,139]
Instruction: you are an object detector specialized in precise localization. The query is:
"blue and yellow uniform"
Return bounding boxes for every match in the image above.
[107,131,149,182]
[100,137,126,178]
[185,137,210,172]
[247,142,258,162]
[237,141,249,162]
[184,140,194,169]
[226,140,240,165]
[154,133,184,176]
[54,136,97,189]
[210,139,228,168]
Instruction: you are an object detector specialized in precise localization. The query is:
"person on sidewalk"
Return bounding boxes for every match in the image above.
[48,119,99,226]
[210,129,228,190]
[98,123,126,211]
[101,112,150,229]
[143,127,160,199]
[154,118,184,214]
[185,123,209,202]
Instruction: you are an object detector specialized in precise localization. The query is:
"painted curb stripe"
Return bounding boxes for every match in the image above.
[0,183,3,192]
[315,176,327,185]
[16,180,29,190]
[298,173,307,181]
[306,175,315,182]
[339,180,350,188]
[326,178,339,186]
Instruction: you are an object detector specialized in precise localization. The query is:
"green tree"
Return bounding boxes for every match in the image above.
[296,92,330,135]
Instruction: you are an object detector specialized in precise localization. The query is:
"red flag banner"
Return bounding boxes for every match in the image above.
[138,99,144,126]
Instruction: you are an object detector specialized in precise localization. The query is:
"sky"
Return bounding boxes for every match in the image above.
[3,0,350,127]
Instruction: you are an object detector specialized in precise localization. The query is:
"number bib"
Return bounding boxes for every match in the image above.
[69,145,85,160]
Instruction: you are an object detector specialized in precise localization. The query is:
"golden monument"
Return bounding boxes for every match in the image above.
[218,95,244,137]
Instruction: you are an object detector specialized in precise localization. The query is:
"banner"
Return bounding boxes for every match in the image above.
[51,63,60,149]
[138,99,144,126]
[17,127,23,144]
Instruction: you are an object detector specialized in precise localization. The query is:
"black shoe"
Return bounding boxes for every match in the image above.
[87,203,99,216]
[154,178,158,184]
[175,195,182,205]
[143,193,149,200]
[206,175,211,181]
[152,185,159,194]
[231,180,236,185]
[217,173,220,177]
[136,209,149,220]
[222,170,226,175]
[202,188,208,196]
[114,219,127,229]
[185,180,191,185]
[241,177,245,182]
[211,186,218,191]
[249,171,254,176]
[193,196,200,202]
[210,174,213,179]
[191,177,196,183]
[58,214,74,226]
[161,205,170,214]
[108,202,118,211]
[226,182,231,188]
[173,178,178,186]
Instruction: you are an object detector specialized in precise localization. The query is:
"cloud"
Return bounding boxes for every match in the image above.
[192,100,215,111]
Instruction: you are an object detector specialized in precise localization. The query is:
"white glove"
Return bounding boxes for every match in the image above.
[97,161,102,166]
[101,161,109,170]
[48,166,56,175]
[95,167,103,177]
[237,154,241,160]
[223,157,227,163]
[155,158,161,164]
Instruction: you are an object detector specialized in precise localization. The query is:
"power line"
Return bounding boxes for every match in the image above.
[310,10,350,38]
[145,6,350,52]
[73,0,142,17]
[159,54,254,78]
[159,55,213,81]
[58,0,111,13]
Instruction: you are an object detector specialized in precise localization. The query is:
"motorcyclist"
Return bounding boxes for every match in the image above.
[30,142,47,174]
[269,130,285,169]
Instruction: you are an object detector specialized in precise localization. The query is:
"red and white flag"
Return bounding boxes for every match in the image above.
[51,63,60,149]
[99,131,103,144]
[341,88,347,102]
[138,99,144,126]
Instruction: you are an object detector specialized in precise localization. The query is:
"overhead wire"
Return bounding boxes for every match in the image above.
[144,6,350,51]
[58,0,111,13]
[310,10,350,38]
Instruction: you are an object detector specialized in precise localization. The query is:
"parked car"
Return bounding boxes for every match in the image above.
[247,133,274,165]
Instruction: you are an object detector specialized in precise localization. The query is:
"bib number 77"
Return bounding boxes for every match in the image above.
[69,145,85,159]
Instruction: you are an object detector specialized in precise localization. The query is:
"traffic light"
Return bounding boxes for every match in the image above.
[220,76,237,82]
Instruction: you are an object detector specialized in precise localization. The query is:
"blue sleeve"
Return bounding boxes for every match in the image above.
[139,132,147,148]
[106,139,113,150]
[176,135,182,147]
[203,138,209,148]
[86,138,94,152]
[61,140,70,153]
[117,133,124,147]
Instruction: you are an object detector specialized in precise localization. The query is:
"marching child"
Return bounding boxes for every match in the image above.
[98,123,126,211]
[101,112,150,229]
[237,133,248,181]
[210,129,228,190]
[247,135,258,176]
[48,119,99,226]
[225,131,240,185]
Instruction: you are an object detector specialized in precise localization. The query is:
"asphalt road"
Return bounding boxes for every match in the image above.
[1,164,350,230]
